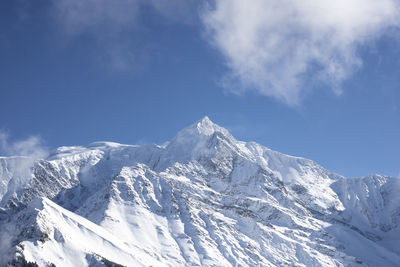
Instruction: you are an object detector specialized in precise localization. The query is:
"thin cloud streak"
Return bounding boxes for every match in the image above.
[202,0,400,105]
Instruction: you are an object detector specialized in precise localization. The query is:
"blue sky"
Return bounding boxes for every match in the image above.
[0,0,399,178]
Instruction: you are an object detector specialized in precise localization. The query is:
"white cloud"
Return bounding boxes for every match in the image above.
[202,0,400,105]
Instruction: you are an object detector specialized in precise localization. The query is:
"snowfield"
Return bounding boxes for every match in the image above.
[0,117,399,266]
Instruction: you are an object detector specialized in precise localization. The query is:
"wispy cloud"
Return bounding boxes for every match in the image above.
[52,0,140,34]
[202,0,400,105]
[0,130,48,159]
[51,0,142,71]
[50,0,199,71]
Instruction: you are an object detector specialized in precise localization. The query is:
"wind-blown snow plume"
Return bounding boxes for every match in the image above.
[0,131,48,200]
[202,0,400,105]
[0,131,48,159]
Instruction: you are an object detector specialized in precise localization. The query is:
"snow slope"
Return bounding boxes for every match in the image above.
[0,117,399,266]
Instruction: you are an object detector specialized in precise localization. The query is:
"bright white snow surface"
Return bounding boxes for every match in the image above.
[0,117,399,266]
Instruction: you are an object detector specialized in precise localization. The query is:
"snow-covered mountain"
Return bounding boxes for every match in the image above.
[0,117,399,266]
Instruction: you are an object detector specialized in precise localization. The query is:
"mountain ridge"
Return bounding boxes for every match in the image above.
[0,117,399,266]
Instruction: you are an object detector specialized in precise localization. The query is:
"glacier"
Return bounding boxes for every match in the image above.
[0,117,399,266]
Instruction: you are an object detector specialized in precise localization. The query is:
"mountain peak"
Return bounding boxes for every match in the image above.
[194,116,217,136]
[198,115,212,125]
[165,116,234,157]
[175,116,230,139]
